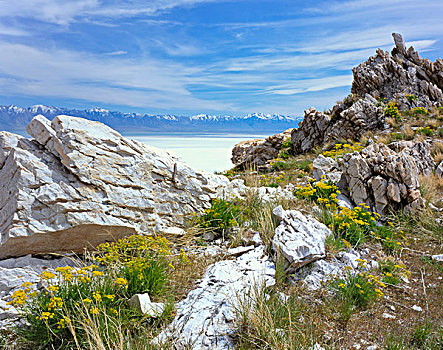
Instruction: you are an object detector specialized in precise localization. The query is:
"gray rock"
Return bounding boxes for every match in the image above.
[339,142,430,215]
[231,128,294,169]
[352,33,443,110]
[292,108,330,154]
[290,33,443,155]
[271,205,285,223]
[313,154,342,183]
[272,209,331,272]
[436,161,443,177]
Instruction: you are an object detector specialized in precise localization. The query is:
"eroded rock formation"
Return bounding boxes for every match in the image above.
[231,128,294,169]
[352,33,443,110]
[0,115,231,258]
[291,33,443,155]
[155,239,275,349]
[338,141,434,215]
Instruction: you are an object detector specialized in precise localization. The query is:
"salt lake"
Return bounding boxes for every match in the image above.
[124,132,269,173]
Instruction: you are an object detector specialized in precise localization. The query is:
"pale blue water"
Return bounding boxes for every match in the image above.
[124,132,268,173]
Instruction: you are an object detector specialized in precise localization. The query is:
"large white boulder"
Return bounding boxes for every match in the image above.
[0,115,232,258]
[272,209,332,272]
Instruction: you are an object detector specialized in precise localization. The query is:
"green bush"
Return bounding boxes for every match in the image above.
[322,203,377,245]
[294,178,340,208]
[331,269,385,319]
[378,258,410,285]
[193,198,240,238]
[411,106,428,115]
[9,234,179,348]
[405,94,417,102]
[384,102,401,121]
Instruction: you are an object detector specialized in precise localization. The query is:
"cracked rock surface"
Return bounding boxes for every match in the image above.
[291,33,443,155]
[0,115,232,258]
[338,141,434,215]
[155,240,275,350]
[272,208,332,272]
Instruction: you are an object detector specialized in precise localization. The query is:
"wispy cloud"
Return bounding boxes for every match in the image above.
[0,42,230,110]
[103,50,128,56]
[0,0,226,25]
[0,0,441,115]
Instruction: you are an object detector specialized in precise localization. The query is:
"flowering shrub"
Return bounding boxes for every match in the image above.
[322,142,364,158]
[412,106,428,115]
[384,102,401,121]
[95,235,177,297]
[9,265,126,347]
[417,125,434,136]
[193,198,240,238]
[379,258,410,285]
[278,138,292,159]
[294,178,340,207]
[8,234,181,348]
[326,203,378,245]
[405,94,417,102]
[332,268,385,311]
[259,171,298,187]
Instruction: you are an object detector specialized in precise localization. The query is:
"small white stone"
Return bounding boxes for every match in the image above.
[431,254,443,262]
[128,294,164,317]
[162,227,185,236]
[412,305,422,312]
[382,312,396,319]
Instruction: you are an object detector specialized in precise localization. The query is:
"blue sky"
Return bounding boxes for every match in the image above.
[0,0,442,117]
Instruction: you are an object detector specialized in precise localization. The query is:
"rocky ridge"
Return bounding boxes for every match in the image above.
[291,33,443,155]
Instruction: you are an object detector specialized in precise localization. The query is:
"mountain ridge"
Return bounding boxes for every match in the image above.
[0,105,301,133]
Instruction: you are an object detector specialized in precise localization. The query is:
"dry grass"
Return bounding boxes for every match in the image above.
[403,124,415,139]
[419,174,443,207]
[431,141,443,165]
[386,117,397,127]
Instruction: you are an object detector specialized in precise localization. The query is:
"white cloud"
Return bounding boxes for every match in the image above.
[0,24,30,36]
[103,51,128,56]
[0,42,230,110]
[0,0,226,25]
[264,75,353,96]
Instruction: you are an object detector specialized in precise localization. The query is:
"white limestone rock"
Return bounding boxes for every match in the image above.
[272,209,332,272]
[128,294,164,317]
[154,245,275,349]
[0,115,235,258]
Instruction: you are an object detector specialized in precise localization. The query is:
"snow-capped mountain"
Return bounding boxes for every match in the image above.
[0,105,301,133]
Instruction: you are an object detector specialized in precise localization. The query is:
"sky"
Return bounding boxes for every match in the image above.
[0,0,442,117]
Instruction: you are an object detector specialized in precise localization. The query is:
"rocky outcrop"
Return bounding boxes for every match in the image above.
[352,33,443,110]
[388,140,435,175]
[231,128,294,169]
[291,108,330,154]
[323,94,385,144]
[291,95,385,155]
[155,240,275,349]
[272,207,331,272]
[0,115,232,258]
[338,141,434,215]
[291,33,442,155]
[312,154,342,183]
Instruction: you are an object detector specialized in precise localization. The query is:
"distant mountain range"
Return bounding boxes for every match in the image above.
[0,105,301,134]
